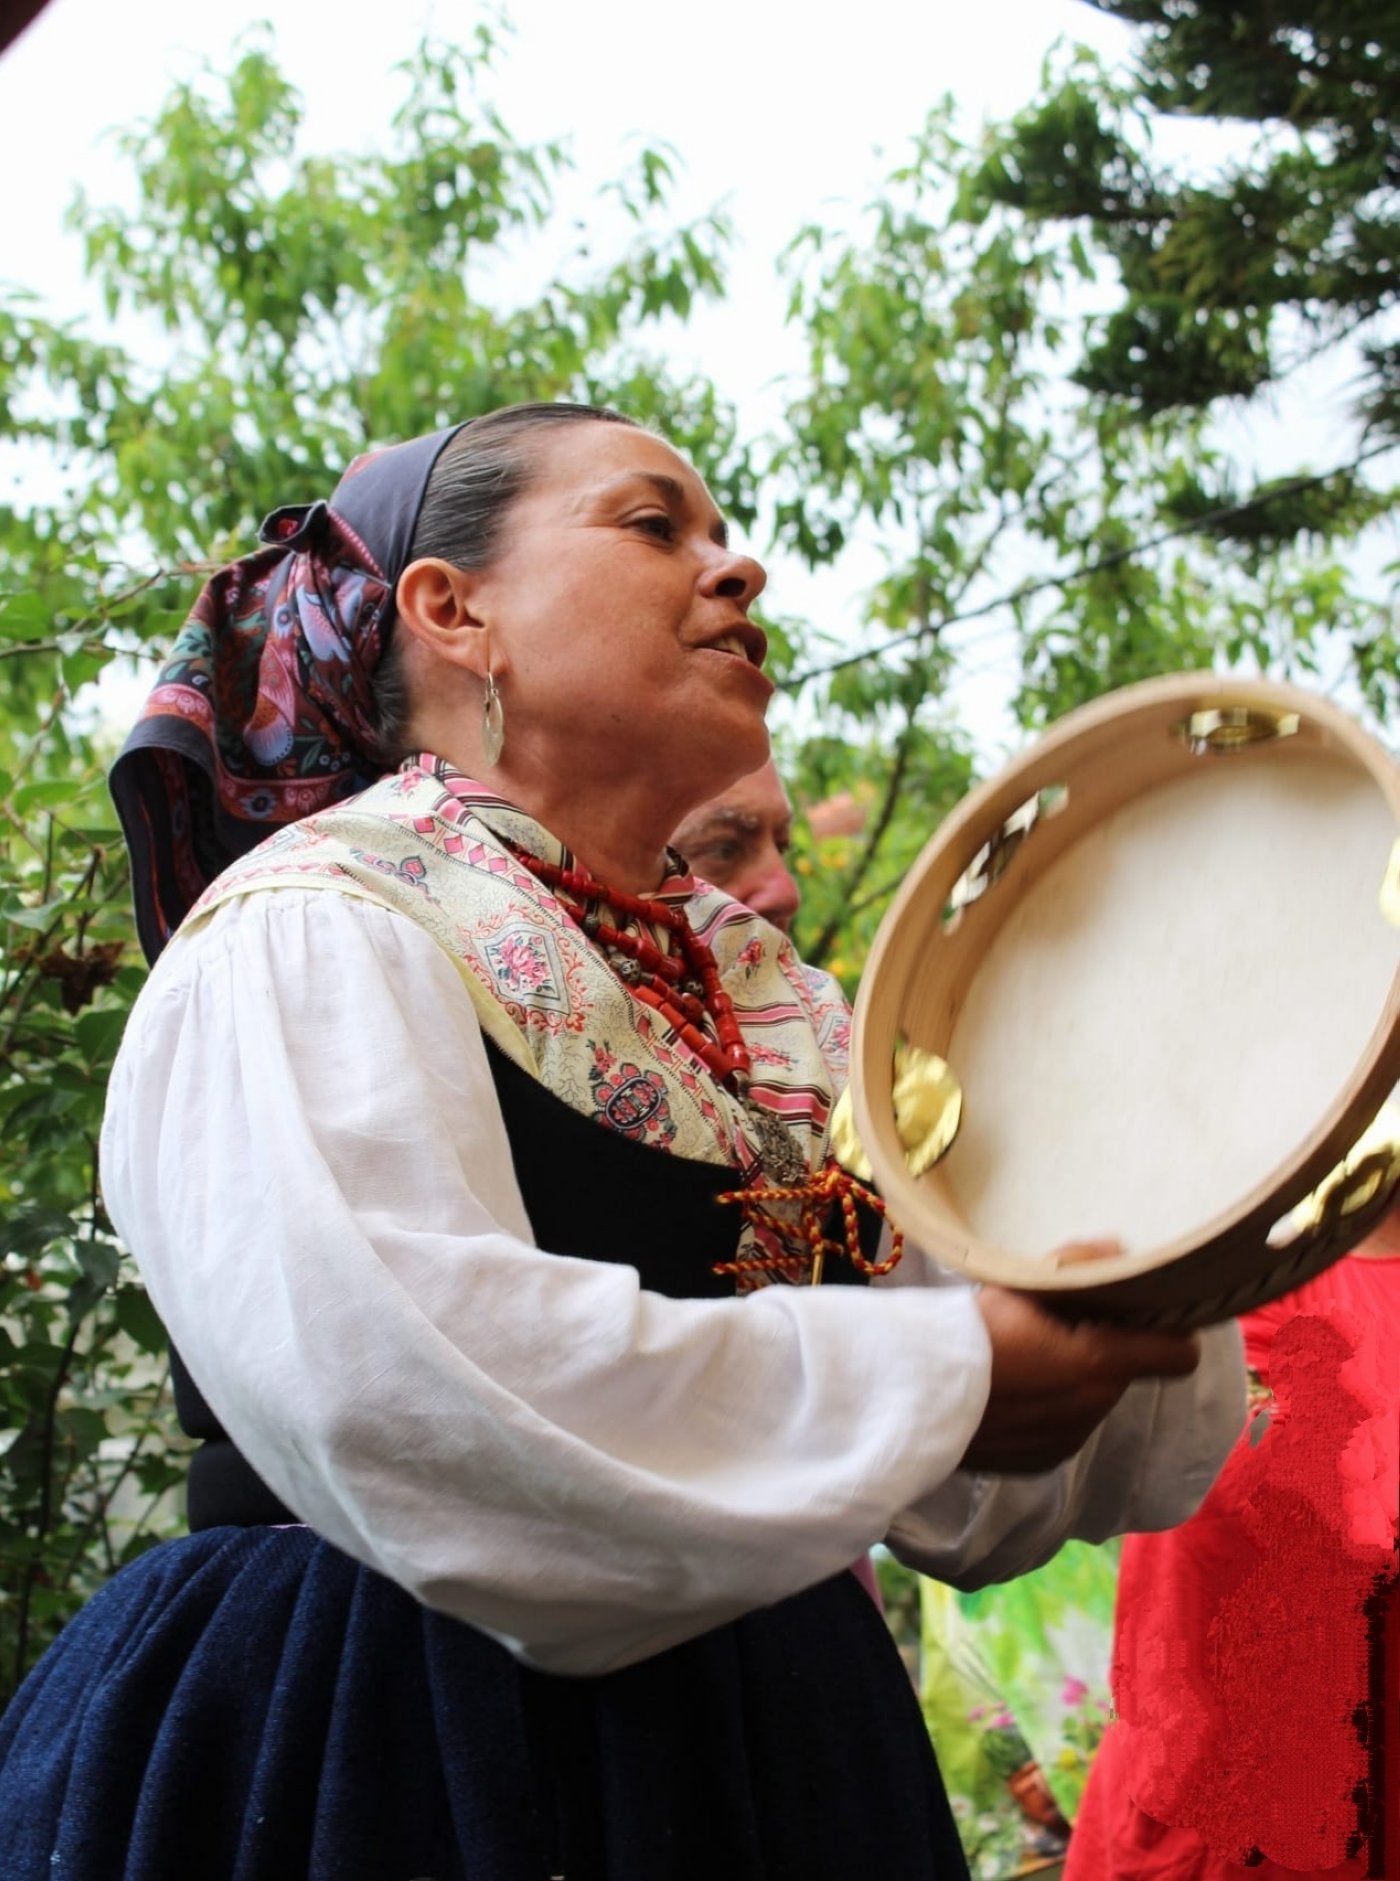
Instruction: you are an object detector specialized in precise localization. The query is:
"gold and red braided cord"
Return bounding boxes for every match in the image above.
[714,1163,904,1287]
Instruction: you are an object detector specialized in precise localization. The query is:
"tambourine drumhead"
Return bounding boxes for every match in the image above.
[851,675,1400,1330]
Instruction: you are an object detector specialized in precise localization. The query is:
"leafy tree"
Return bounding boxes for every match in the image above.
[0,24,744,1696]
[975,4,1400,413]
[974,7,1400,499]
[775,85,1398,980]
[974,9,1400,720]
[0,677,183,1703]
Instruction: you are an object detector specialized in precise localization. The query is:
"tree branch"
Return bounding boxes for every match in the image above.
[9,1305,86,1699]
[805,709,917,968]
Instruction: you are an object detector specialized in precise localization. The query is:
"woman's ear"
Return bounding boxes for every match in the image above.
[394,558,491,678]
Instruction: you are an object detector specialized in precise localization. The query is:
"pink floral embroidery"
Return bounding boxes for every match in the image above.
[192,760,847,1236]
[590,1058,677,1146]
[350,848,429,892]
[495,932,553,991]
[748,1043,791,1068]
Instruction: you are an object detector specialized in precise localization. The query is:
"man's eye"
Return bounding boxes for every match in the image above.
[696,841,741,867]
[630,513,676,540]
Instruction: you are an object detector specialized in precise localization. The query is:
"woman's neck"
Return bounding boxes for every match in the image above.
[427,746,687,895]
[534,811,676,896]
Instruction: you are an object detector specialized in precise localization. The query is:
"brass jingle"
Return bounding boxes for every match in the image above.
[1176,704,1301,755]
[1271,1101,1400,1246]
[831,1044,962,1183]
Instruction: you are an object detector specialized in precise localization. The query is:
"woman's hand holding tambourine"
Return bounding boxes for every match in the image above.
[960,1239,1202,1474]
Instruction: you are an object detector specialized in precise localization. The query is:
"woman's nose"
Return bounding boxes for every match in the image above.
[703,546,767,607]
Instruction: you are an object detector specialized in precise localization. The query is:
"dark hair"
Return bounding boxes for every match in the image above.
[370,402,640,760]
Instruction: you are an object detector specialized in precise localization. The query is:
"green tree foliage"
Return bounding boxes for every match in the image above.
[985,7,1400,715]
[5,27,749,562]
[976,6,1400,465]
[774,80,1398,977]
[0,24,746,1696]
[978,3,1400,414]
[0,682,188,1702]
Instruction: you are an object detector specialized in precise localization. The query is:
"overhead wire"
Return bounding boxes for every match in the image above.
[776,436,1399,691]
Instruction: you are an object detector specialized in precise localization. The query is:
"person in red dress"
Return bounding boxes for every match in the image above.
[1067,1195,1400,1877]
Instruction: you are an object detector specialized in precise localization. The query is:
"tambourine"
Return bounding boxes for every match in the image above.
[848,674,1400,1330]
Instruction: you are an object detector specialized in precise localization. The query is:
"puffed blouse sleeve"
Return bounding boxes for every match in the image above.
[100,890,1244,1676]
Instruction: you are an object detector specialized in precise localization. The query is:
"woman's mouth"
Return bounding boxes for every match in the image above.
[705,623,767,666]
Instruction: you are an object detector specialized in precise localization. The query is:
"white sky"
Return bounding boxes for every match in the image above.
[0,0,1390,753]
[1,0,1132,318]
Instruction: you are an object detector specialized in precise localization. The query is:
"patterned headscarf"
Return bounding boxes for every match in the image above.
[111,424,467,962]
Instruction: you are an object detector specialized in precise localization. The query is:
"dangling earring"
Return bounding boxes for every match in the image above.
[481,665,505,767]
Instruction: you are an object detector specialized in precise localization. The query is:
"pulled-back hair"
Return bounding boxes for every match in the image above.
[371,401,640,760]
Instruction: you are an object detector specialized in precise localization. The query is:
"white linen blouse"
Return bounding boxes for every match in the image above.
[100,890,1245,1677]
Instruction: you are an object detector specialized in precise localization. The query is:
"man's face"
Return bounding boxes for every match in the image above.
[671,760,800,934]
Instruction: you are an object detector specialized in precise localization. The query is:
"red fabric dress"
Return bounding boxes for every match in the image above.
[1066,1253,1400,1878]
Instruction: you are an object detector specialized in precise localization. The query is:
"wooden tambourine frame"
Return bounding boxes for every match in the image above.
[851,675,1400,1330]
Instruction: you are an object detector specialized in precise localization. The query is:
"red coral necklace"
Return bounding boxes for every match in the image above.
[507,846,748,1083]
[506,843,808,1184]
[506,839,903,1280]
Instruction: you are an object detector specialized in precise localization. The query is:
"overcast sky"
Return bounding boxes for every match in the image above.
[1,1,1130,312]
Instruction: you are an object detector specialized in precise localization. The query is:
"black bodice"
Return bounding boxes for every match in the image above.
[176,1040,869,1529]
[7,1047,967,1881]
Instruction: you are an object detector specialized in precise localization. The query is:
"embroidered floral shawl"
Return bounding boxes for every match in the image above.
[183,758,851,1225]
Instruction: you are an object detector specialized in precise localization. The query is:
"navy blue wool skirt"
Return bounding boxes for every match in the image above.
[0,1527,967,1880]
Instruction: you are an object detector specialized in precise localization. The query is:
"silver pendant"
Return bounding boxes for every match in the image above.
[481,673,505,767]
[744,1098,808,1186]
